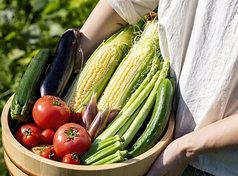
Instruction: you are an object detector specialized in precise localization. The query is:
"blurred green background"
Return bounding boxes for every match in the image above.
[0,0,97,174]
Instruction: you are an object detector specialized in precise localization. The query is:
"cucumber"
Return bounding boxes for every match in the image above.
[169,77,176,95]
[127,78,175,158]
[10,49,52,122]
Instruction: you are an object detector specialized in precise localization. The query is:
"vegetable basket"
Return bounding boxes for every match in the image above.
[1,95,175,176]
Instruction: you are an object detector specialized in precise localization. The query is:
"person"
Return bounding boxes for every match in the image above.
[76,0,238,175]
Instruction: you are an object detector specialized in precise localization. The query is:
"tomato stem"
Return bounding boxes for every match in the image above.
[71,152,79,161]
[48,97,62,106]
[49,149,56,159]
[64,127,79,140]
[23,128,32,137]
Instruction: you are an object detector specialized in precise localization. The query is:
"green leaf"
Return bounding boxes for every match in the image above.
[17,57,32,65]
[0,9,15,24]
[22,23,41,45]
[8,48,25,60]
[49,23,65,37]
[42,1,60,15]
[4,31,17,41]
[43,8,68,20]
[30,0,49,12]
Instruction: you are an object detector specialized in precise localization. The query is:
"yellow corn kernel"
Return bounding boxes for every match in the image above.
[64,27,134,113]
[97,54,140,109]
[69,47,115,111]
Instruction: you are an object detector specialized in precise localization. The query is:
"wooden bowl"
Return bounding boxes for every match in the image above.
[1,95,175,176]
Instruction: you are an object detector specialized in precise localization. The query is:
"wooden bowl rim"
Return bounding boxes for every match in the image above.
[2,94,175,173]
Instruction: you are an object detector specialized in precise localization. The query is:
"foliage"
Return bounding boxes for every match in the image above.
[0,0,98,174]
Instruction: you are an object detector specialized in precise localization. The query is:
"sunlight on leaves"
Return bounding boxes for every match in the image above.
[49,23,65,38]
[30,0,49,12]
[8,48,25,60]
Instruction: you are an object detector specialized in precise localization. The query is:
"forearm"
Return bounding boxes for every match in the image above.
[79,0,127,60]
[147,113,238,176]
[178,112,238,160]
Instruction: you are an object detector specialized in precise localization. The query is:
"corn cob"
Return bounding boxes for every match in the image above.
[63,27,134,113]
[97,15,160,110]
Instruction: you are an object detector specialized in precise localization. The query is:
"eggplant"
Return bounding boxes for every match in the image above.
[40,28,80,98]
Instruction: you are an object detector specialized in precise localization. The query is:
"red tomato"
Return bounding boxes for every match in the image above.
[32,95,70,130]
[15,123,43,148]
[53,123,91,158]
[40,148,59,161]
[62,152,80,165]
[31,144,53,155]
[41,129,55,144]
[69,112,82,125]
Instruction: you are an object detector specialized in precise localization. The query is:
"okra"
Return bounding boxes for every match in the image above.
[80,135,123,162]
[81,141,124,165]
[91,150,128,165]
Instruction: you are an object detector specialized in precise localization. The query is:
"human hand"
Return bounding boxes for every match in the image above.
[147,112,238,176]
[146,138,194,176]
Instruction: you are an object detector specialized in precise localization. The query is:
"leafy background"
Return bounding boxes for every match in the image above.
[0,0,97,174]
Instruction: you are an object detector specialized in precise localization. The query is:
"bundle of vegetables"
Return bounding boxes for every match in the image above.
[77,14,164,140]
[80,58,172,165]
[10,28,80,123]
[79,13,175,165]
[93,13,162,143]
[63,26,134,113]
[9,11,176,167]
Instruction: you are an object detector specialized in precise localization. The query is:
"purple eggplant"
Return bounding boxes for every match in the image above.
[82,93,98,130]
[40,28,80,98]
[87,103,110,140]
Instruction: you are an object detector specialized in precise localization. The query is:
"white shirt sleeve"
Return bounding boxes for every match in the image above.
[107,0,159,25]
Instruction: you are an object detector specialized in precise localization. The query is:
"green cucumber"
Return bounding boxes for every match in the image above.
[169,77,176,95]
[10,49,52,122]
[127,78,175,158]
